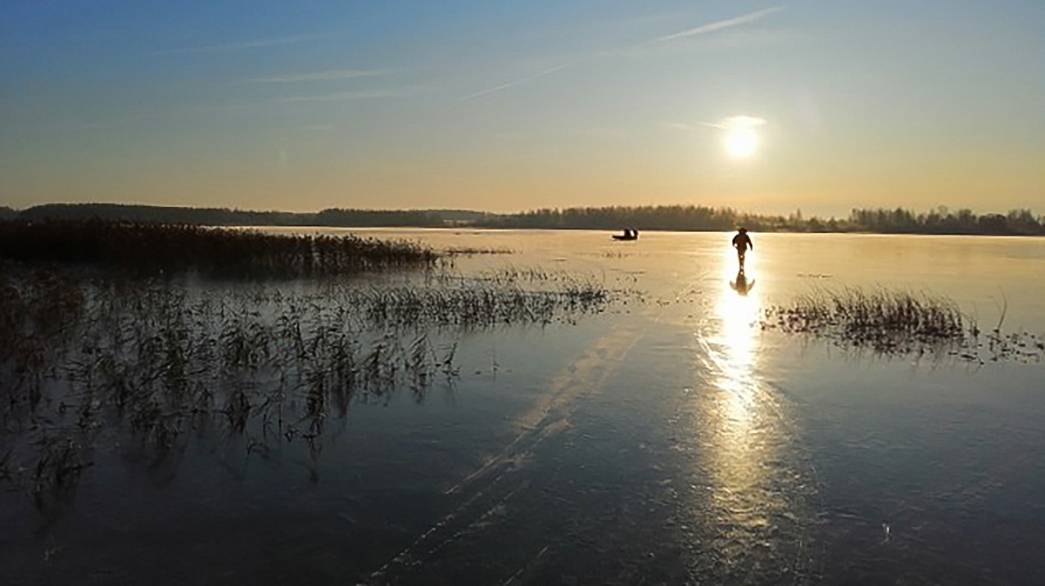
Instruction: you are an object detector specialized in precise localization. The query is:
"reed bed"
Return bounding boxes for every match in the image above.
[0,219,438,276]
[0,267,616,507]
[762,287,1044,361]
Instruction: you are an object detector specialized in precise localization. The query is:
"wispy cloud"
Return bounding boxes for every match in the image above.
[460,63,571,101]
[155,34,320,55]
[654,6,784,43]
[277,88,416,103]
[247,68,388,83]
[666,116,767,131]
[458,6,783,101]
[716,115,767,129]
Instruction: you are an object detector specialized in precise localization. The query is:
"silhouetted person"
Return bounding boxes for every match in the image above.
[732,227,752,269]
[731,268,755,296]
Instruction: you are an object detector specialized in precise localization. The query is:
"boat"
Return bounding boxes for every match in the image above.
[612,229,639,241]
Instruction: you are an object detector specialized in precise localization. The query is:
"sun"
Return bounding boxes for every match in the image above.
[719,115,765,159]
[725,127,758,158]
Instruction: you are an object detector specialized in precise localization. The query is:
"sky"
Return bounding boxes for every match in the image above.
[1,0,1043,216]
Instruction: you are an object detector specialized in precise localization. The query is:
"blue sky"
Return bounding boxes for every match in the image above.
[2,0,1043,214]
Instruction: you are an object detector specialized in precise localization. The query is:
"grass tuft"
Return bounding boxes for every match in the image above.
[763,287,1043,362]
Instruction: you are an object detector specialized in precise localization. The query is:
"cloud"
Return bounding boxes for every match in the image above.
[247,69,388,83]
[666,116,767,131]
[653,6,784,43]
[277,88,415,103]
[717,115,768,129]
[456,5,783,101]
[155,34,320,55]
[460,63,571,101]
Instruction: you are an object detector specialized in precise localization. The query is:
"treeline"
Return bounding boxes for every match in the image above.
[11,203,489,227]
[846,208,1044,235]
[476,205,743,231]
[315,208,438,227]
[2,202,1043,236]
[476,205,1045,236]
[19,203,305,225]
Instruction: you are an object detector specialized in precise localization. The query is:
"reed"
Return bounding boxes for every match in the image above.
[767,288,962,340]
[763,287,1044,361]
[0,266,618,506]
[0,219,438,276]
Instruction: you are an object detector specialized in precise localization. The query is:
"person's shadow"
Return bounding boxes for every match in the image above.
[730,268,755,296]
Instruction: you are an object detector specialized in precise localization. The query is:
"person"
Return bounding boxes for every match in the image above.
[732,227,753,269]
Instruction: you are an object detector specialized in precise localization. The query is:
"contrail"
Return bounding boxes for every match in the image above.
[458,5,784,101]
[654,6,784,43]
[154,34,321,55]
[247,68,387,83]
[460,63,571,101]
[276,88,410,103]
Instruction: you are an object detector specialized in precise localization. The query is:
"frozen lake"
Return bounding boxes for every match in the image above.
[4,229,1045,584]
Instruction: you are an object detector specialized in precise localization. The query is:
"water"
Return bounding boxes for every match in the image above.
[3,230,1045,584]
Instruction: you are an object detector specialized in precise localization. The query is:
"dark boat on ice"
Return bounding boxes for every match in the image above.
[612,228,639,241]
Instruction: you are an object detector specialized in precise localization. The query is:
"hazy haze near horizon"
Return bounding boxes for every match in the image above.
[2,0,1043,216]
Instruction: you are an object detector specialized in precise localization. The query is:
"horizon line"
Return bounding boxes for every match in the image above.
[6,201,1041,219]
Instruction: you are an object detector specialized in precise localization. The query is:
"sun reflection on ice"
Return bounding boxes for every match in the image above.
[710,249,762,405]
[688,248,798,562]
[688,255,820,579]
[713,285,761,419]
[705,254,764,471]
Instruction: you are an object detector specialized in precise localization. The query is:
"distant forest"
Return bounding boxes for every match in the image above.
[2,203,1044,236]
[475,206,1045,236]
[9,203,490,227]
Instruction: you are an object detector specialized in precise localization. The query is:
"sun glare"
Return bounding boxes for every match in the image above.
[725,127,758,158]
[720,115,766,159]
